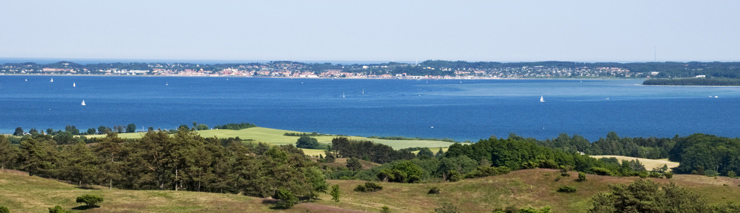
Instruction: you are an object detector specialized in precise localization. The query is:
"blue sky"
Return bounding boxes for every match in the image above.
[1,0,738,62]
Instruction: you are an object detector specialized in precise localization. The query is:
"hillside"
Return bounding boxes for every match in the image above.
[4,168,740,213]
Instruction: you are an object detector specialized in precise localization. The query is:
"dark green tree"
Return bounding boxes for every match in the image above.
[48,205,71,213]
[295,136,320,149]
[126,123,136,133]
[0,135,18,169]
[346,157,362,171]
[13,127,23,136]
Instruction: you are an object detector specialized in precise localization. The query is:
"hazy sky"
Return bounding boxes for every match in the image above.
[2,0,738,62]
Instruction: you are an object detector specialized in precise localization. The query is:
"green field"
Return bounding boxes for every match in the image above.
[4,168,740,213]
[85,127,455,154]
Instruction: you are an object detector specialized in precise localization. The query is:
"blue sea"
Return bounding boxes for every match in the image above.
[1,76,739,142]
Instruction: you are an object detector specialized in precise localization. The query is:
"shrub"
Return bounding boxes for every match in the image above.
[554,176,562,182]
[330,184,340,202]
[561,172,570,177]
[557,186,577,193]
[48,206,71,213]
[648,172,663,178]
[590,167,614,176]
[447,170,462,182]
[0,206,8,213]
[664,172,673,179]
[638,172,648,178]
[728,171,737,178]
[273,188,298,209]
[381,206,390,213]
[428,187,441,194]
[76,194,103,207]
[577,172,587,182]
[355,182,383,192]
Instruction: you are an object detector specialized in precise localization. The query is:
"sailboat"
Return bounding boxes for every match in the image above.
[165,82,168,86]
[50,78,53,82]
[342,92,345,98]
[73,82,76,87]
[25,79,27,82]
[540,96,545,103]
[81,100,86,106]
[362,89,365,95]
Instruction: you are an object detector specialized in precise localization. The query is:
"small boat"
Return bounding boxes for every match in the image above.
[50,78,53,82]
[25,79,27,82]
[81,100,86,106]
[342,92,345,98]
[73,82,76,87]
[430,126,434,129]
[540,96,545,102]
[715,96,719,98]
[362,89,365,94]
[165,82,168,86]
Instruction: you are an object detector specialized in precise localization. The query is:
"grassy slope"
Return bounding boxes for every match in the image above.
[5,169,740,213]
[590,155,680,171]
[315,169,740,213]
[85,127,455,154]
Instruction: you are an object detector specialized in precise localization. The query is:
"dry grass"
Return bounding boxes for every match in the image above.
[4,168,739,213]
[590,155,680,171]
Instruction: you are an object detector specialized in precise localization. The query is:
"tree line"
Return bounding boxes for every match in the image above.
[0,128,327,202]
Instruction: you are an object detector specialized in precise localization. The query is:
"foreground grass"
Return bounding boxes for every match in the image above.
[590,155,680,171]
[85,127,455,151]
[3,169,740,213]
[314,169,740,213]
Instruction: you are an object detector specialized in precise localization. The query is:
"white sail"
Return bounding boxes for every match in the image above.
[540,96,545,102]
[50,78,53,82]
[73,82,76,87]
[81,100,86,106]
[342,92,345,98]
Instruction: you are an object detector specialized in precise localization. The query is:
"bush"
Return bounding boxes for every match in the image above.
[648,172,663,178]
[354,182,383,192]
[638,172,648,178]
[273,188,298,209]
[728,171,737,178]
[447,170,462,182]
[76,194,103,207]
[557,186,577,193]
[330,185,340,202]
[0,206,8,213]
[664,172,673,179]
[381,206,390,213]
[554,176,562,182]
[577,172,587,182]
[590,167,614,176]
[48,206,71,213]
[428,187,441,194]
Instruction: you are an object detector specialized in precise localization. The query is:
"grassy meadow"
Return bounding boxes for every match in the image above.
[4,168,740,213]
[85,127,455,156]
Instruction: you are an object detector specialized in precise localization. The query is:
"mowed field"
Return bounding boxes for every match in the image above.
[85,127,455,155]
[3,168,740,213]
[590,155,680,171]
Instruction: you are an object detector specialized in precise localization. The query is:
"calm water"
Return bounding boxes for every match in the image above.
[1,76,739,141]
